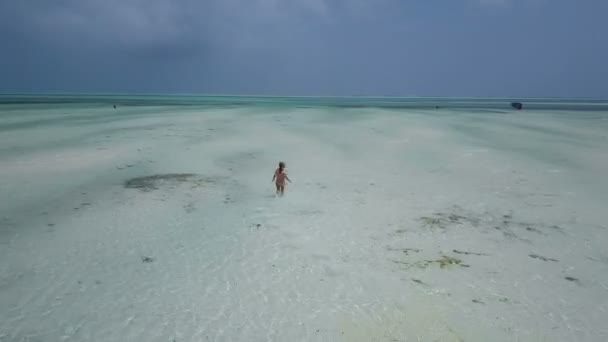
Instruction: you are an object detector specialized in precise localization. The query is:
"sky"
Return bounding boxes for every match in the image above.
[0,0,607,97]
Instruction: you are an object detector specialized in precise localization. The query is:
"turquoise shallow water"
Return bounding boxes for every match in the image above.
[1,96,608,341]
[2,94,608,110]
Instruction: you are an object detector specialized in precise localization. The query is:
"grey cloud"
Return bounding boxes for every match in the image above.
[3,1,200,50]
[1,0,606,97]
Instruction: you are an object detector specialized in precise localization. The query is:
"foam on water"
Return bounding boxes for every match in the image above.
[1,99,608,341]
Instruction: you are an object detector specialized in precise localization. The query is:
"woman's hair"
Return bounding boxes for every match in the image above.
[278,161,285,170]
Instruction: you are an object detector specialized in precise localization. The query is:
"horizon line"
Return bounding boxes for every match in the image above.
[1,93,607,101]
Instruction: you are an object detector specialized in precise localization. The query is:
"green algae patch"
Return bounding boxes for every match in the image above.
[436,255,464,268]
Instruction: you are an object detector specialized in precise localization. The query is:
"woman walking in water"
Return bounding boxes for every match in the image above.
[272,161,291,196]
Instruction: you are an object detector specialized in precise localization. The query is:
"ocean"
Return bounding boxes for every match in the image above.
[1,95,607,341]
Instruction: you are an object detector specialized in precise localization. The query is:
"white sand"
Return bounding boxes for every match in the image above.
[1,105,608,341]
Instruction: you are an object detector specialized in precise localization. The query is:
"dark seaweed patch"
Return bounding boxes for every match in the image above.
[565,276,580,283]
[525,226,543,234]
[529,254,558,262]
[436,256,463,268]
[124,174,219,192]
[141,256,154,263]
[419,208,561,242]
[393,255,467,269]
[453,250,490,256]
[183,202,196,213]
[418,211,480,230]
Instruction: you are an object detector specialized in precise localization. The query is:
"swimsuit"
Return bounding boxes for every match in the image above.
[275,169,287,186]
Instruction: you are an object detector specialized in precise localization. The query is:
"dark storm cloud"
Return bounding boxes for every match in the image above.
[1,0,607,97]
[2,0,205,57]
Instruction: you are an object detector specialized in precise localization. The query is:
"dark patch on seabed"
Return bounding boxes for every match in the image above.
[418,212,480,229]
[453,249,490,256]
[124,174,221,192]
[223,194,236,204]
[393,255,470,269]
[565,276,581,284]
[183,202,196,213]
[141,256,154,263]
[415,206,565,243]
[390,207,575,277]
[529,254,558,262]
[411,278,428,285]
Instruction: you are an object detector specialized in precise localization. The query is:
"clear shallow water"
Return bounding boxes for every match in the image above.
[2,94,608,110]
[1,97,608,341]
